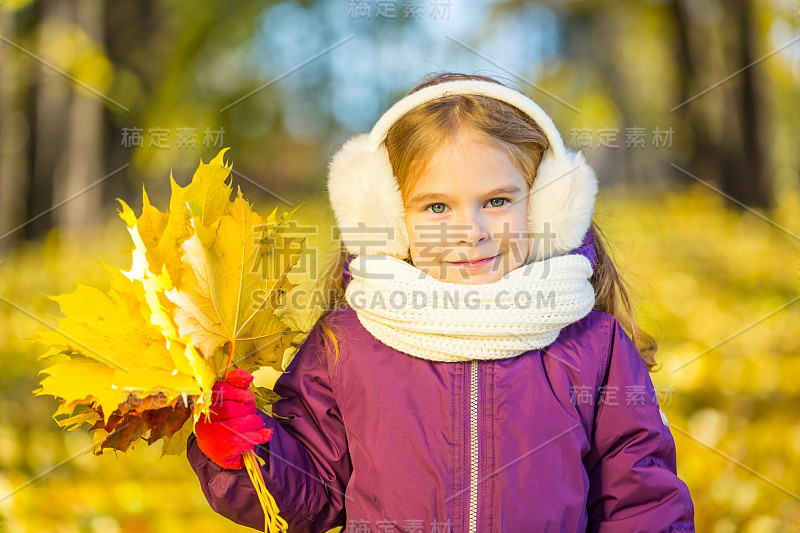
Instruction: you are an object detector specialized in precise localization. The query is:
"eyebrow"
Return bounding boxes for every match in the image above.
[407,185,525,207]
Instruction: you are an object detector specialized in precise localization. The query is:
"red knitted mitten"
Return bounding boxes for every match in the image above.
[194,369,273,470]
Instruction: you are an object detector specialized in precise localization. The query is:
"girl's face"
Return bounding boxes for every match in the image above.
[404,130,530,285]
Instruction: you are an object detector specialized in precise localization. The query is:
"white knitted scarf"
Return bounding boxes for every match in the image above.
[344,254,596,362]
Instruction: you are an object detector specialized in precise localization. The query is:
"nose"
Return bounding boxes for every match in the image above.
[454,208,489,247]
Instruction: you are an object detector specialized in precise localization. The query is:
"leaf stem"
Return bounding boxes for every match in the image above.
[223,340,235,380]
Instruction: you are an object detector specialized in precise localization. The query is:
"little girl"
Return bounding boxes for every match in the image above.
[187,73,696,532]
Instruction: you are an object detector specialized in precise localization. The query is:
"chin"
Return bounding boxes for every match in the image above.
[452,274,501,285]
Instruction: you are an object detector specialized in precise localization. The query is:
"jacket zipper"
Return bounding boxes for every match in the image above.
[468,360,479,533]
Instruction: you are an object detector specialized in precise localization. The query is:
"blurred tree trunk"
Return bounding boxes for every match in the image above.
[671,0,716,184]
[29,0,69,239]
[0,12,32,252]
[671,0,772,208]
[53,0,105,233]
[14,0,106,243]
[722,0,771,208]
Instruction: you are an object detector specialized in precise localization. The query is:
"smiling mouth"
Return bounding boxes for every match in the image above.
[449,255,498,266]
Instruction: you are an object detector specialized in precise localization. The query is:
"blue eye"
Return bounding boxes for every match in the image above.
[425,199,511,214]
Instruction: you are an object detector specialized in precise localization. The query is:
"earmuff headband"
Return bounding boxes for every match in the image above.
[367,80,566,158]
[327,79,598,264]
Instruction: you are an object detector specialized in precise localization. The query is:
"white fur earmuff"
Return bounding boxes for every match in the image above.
[326,79,598,264]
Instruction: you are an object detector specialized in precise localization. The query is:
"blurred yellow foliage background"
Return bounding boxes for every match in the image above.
[2,0,799,530]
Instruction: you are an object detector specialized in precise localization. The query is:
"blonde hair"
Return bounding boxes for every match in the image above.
[311,72,658,371]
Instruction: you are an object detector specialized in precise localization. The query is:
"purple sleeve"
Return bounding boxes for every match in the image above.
[584,317,695,532]
[186,324,351,532]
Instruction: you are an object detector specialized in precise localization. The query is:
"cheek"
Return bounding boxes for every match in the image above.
[405,213,422,243]
[491,206,529,242]
[405,213,434,255]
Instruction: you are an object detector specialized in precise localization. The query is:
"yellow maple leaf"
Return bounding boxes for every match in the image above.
[166,190,304,374]
[34,263,215,454]
[118,148,234,289]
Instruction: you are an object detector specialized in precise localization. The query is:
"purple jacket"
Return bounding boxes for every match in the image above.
[187,231,695,532]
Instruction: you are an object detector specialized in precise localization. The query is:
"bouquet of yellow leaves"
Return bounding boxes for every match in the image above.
[34,148,304,532]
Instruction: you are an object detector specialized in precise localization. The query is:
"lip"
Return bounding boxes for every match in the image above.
[449,255,498,270]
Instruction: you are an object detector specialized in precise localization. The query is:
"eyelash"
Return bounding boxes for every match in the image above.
[424,198,511,214]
